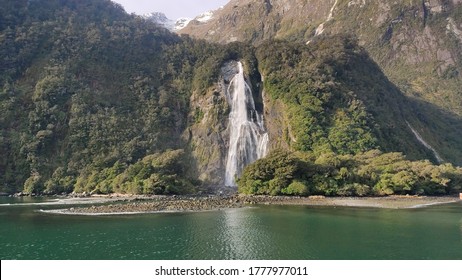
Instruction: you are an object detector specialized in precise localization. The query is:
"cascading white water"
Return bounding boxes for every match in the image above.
[314,0,339,36]
[225,62,269,187]
[406,121,444,163]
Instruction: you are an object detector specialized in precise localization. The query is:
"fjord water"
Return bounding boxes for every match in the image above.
[1,197,461,260]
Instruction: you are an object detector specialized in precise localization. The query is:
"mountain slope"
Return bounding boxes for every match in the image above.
[142,12,191,31]
[1,0,460,195]
[0,0,224,194]
[180,0,462,166]
[257,37,436,158]
[182,0,462,113]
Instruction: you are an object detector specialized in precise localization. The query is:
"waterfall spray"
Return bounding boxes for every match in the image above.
[224,62,268,187]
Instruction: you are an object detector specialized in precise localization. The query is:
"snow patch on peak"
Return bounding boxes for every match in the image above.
[174,18,192,31]
[143,12,175,30]
[143,7,223,32]
[193,6,223,24]
[143,12,191,31]
[196,11,214,23]
[143,12,168,21]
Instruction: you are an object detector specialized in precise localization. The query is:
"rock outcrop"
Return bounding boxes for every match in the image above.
[181,0,462,116]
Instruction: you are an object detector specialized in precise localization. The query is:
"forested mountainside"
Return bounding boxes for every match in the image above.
[181,0,462,157]
[182,0,462,112]
[0,0,218,194]
[0,0,461,196]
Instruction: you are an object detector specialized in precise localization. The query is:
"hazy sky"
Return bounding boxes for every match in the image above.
[112,0,230,19]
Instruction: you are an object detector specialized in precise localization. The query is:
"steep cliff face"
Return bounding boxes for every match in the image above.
[330,0,462,114]
[186,64,232,185]
[180,0,462,169]
[188,35,455,186]
[181,0,462,114]
[1,0,461,194]
[179,0,332,43]
[187,60,269,186]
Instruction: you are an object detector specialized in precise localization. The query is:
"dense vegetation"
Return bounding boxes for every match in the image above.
[1,0,461,196]
[243,37,462,196]
[257,37,456,161]
[183,0,462,165]
[238,150,462,196]
[0,0,227,194]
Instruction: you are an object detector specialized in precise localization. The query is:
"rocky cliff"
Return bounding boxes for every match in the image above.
[181,0,462,113]
[180,0,462,170]
[1,0,461,194]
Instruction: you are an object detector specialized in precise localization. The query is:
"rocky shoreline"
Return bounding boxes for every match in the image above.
[38,194,461,215]
[43,196,240,215]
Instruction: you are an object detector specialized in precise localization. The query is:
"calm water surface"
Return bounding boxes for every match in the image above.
[0,197,461,260]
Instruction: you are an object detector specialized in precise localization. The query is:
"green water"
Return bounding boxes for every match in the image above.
[0,197,461,260]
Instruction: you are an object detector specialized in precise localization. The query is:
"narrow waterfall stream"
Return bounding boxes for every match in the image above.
[314,0,339,36]
[225,62,269,187]
[406,121,444,163]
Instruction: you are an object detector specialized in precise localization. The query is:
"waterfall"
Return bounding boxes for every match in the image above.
[225,62,269,187]
[406,121,444,163]
[314,0,339,36]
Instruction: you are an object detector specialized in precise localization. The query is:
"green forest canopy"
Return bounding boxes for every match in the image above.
[1,0,461,196]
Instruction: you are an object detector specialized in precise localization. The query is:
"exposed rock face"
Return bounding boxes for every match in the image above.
[181,0,462,116]
[186,61,268,186]
[180,0,335,44]
[424,0,445,14]
[447,17,462,43]
[180,0,462,168]
[186,81,229,185]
